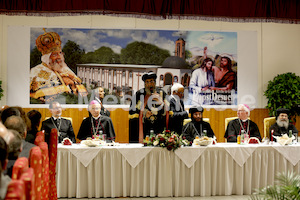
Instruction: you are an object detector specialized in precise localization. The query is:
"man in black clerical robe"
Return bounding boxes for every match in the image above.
[224,104,261,142]
[41,101,76,143]
[129,72,168,143]
[269,108,298,141]
[168,83,188,135]
[77,100,115,141]
[182,106,215,141]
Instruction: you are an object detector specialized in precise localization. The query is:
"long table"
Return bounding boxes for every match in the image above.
[57,143,300,198]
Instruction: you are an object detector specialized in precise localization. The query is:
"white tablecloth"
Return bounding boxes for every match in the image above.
[56,143,300,198]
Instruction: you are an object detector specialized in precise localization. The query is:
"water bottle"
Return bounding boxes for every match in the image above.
[203,130,207,137]
[99,130,103,140]
[241,130,245,144]
[150,129,155,138]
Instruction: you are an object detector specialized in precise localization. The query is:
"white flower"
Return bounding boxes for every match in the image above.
[153,140,159,146]
[182,140,188,145]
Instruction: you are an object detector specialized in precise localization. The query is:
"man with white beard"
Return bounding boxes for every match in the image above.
[30,30,87,103]
[269,108,298,141]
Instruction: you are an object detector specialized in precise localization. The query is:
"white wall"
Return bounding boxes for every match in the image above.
[0,15,299,108]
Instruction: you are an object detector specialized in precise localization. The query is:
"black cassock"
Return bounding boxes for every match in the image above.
[269,123,298,141]
[77,115,115,141]
[182,120,215,142]
[224,119,261,142]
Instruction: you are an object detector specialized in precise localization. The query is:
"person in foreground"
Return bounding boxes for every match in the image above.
[26,109,42,144]
[182,106,215,142]
[4,116,36,159]
[168,83,188,135]
[269,108,298,141]
[77,100,115,141]
[224,104,261,142]
[128,72,168,143]
[0,135,11,199]
[41,101,76,144]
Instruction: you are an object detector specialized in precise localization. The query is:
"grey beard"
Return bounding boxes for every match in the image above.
[277,118,289,129]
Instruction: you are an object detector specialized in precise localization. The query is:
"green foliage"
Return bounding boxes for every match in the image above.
[0,80,3,100]
[62,40,85,73]
[30,46,42,68]
[81,46,120,64]
[264,72,300,121]
[120,41,170,65]
[250,171,300,200]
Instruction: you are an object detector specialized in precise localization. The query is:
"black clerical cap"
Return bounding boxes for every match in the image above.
[189,106,204,116]
[276,108,290,118]
[142,72,157,82]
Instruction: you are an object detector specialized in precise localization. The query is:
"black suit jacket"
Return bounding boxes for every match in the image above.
[41,117,76,143]
[168,96,188,134]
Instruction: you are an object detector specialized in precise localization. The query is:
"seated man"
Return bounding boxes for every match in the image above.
[41,101,76,144]
[182,106,215,142]
[3,129,22,177]
[77,100,115,141]
[269,108,298,141]
[168,83,188,135]
[4,116,35,158]
[224,104,261,142]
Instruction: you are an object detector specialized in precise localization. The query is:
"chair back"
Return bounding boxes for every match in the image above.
[5,179,26,199]
[29,146,42,200]
[20,167,35,200]
[49,128,58,200]
[264,117,276,138]
[12,157,29,180]
[38,142,49,200]
[34,131,45,146]
[183,118,210,126]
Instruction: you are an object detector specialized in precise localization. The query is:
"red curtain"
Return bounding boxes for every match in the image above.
[0,0,299,23]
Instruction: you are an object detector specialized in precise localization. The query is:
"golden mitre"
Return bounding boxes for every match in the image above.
[36,29,61,55]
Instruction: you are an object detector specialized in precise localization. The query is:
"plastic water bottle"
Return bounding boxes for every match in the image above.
[241,130,245,144]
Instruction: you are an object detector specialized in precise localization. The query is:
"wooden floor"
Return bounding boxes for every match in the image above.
[23,107,300,143]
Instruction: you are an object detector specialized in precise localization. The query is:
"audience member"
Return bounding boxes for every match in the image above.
[41,101,76,143]
[168,83,188,134]
[4,116,36,158]
[129,72,168,143]
[0,136,10,199]
[0,107,20,124]
[11,106,31,133]
[269,108,298,141]
[224,104,261,142]
[26,110,42,144]
[182,106,215,141]
[3,129,22,178]
[77,100,115,141]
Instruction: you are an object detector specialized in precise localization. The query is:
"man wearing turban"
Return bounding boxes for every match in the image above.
[30,29,87,103]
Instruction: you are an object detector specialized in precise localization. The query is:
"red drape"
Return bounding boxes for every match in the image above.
[0,0,299,23]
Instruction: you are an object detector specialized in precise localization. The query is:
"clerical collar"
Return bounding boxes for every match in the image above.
[92,115,101,120]
[241,119,248,122]
[52,116,61,120]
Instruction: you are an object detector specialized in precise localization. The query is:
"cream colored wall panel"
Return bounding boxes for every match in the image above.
[136,18,179,30]
[2,15,47,26]
[47,15,92,27]
[91,15,136,28]
[179,19,222,30]
[261,23,300,106]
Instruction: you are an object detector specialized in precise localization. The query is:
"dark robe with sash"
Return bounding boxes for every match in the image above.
[77,115,115,141]
[182,120,215,142]
[129,88,167,143]
[224,119,261,142]
[216,70,237,90]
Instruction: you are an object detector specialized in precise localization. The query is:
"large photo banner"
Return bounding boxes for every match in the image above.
[29,28,237,106]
